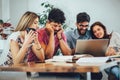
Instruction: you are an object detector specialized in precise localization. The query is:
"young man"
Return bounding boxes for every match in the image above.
[65,12,91,54]
[65,12,103,80]
[37,8,71,59]
[65,12,119,80]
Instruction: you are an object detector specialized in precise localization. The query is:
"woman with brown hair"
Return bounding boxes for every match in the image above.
[90,21,120,80]
[0,11,45,66]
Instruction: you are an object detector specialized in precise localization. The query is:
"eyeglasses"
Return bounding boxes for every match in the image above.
[79,24,89,27]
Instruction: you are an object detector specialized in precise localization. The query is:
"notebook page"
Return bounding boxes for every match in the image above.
[76,57,110,64]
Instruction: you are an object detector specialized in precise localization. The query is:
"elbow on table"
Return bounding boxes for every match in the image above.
[13,61,21,66]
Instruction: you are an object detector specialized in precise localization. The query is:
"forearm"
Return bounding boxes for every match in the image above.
[32,43,45,62]
[59,39,72,55]
[45,34,55,58]
[13,45,28,65]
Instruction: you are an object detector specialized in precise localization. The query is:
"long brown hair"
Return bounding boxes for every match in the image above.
[90,21,111,39]
[15,11,39,31]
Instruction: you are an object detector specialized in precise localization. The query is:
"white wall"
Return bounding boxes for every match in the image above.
[9,0,120,33]
[0,0,10,22]
[0,0,2,19]
[10,0,28,27]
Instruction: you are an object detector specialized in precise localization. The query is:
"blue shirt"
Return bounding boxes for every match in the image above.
[65,29,91,49]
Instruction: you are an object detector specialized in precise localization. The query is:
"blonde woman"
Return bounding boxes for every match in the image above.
[0,11,44,66]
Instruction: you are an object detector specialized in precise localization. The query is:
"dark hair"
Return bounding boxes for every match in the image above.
[48,8,65,24]
[76,12,90,23]
[90,21,110,39]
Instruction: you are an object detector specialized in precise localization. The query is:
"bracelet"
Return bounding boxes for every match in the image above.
[34,43,42,50]
[58,37,62,40]
[36,47,42,50]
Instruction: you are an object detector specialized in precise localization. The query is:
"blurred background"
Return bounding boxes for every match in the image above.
[0,0,120,33]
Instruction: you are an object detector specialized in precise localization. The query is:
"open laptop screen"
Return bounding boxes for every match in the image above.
[75,39,109,57]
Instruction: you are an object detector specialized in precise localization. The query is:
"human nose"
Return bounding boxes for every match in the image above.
[55,26,60,30]
[95,31,100,36]
[96,31,99,34]
[82,26,87,30]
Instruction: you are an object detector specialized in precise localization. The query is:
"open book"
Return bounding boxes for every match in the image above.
[76,57,112,64]
[45,56,73,62]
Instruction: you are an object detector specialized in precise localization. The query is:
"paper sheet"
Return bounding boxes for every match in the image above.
[45,56,73,62]
[76,57,110,64]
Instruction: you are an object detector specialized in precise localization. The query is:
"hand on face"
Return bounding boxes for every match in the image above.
[45,23,54,35]
[56,27,63,39]
[24,30,36,46]
[105,47,116,56]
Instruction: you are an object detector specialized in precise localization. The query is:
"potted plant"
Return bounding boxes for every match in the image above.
[39,2,54,26]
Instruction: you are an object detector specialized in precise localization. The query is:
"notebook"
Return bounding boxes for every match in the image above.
[75,39,109,57]
[76,57,112,64]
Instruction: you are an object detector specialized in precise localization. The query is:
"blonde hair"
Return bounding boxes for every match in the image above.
[15,11,39,31]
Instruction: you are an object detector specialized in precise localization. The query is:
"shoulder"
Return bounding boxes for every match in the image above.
[65,30,75,40]
[86,30,91,35]
[112,32,120,36]
[10,31,20,36]
[37,28,45,32]
[37,28,48,42]
[37,28,47,35]
[9,31,20,38]
[109,32,120,41]
[65,29,76,36]
[8,31,20,42]
[111,32,120,38]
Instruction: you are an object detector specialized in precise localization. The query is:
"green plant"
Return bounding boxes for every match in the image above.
[39,2,54,26]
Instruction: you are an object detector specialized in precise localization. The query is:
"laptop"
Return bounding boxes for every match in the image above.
[75,39,109,57]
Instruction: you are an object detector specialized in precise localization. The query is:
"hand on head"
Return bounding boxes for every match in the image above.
[56,27,63,39]
[45,21,63,39]
[45,23,54,35]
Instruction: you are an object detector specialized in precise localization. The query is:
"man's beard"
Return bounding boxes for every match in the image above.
[78,28,88,35]
[54,30,59,35]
